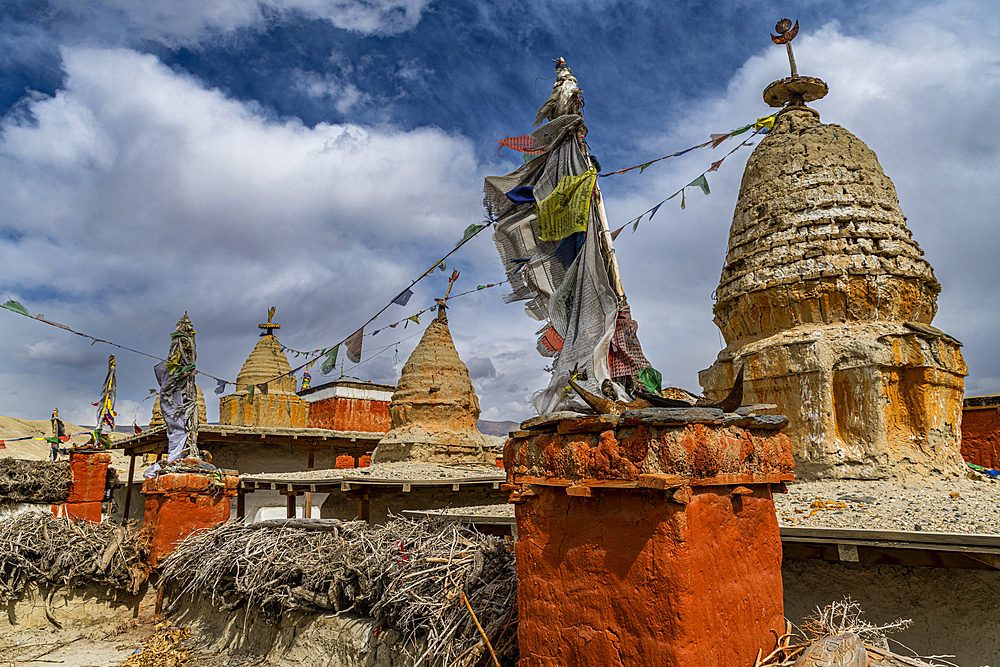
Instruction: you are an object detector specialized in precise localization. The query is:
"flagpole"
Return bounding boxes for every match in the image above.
[593,183,626,303]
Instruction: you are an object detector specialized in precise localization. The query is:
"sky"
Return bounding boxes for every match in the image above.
[1,0,998,427]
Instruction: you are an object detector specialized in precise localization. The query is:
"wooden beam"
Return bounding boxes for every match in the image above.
[237,489,246,521]
[122,453,136,524]
[286,493,296,519]
[358,493,370,524]
[306,451,315,519]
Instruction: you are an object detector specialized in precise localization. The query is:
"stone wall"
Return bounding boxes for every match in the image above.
[219,393,309,429]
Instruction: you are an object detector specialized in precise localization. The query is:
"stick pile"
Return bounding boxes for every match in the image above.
[0,512,151,625]
[161,517,517,667]
[0,458,71,504]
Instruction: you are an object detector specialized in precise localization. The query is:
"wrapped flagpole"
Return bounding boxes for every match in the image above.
[154,313,200,462]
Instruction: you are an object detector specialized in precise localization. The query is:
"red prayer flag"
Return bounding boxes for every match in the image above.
[610,223,628,240]
[708,159,725,173]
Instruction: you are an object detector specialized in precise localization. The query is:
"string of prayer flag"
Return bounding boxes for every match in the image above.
[345,328,364,364]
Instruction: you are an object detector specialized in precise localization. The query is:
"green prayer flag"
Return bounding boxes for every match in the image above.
[639,162,653,173]
[730,123,753,136]
[638,367,663,395]
[247,385,255,403]
[687,174,710,195]
[1,300,29,316]
[456,224,486,249]
[321,345,339,375]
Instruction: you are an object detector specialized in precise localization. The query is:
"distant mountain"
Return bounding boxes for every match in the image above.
[478,420,519,437]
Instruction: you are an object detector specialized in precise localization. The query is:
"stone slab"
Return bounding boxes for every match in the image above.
[556,414,619,434]
[520,411,588,430]
[723,414,790,430]
[618,407,723,426]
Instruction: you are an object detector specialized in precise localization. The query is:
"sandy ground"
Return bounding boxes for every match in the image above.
[0,617,269,667]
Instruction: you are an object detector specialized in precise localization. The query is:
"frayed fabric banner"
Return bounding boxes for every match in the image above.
[346,328,364,364]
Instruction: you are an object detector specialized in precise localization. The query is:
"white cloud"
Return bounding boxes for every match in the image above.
[48,0,431,44]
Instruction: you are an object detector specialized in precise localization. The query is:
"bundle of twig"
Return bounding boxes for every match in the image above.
[0,512,150,626]
[0,458,71,504]
[756,599,953,667]
[161,517,517,667]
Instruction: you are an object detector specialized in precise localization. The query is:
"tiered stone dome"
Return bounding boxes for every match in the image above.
[714,109,941,348]
[232,334,298,394]
[700,95,965,480]
[372,313,492,465]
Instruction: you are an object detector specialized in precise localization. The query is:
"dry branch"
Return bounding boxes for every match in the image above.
[0,458,71,504]
[161,516,518,667]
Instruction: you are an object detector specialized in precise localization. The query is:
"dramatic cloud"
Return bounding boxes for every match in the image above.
[0,0,997,428]
[49,0,431,44]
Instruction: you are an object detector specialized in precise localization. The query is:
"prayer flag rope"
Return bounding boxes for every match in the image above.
[597,114,775,178]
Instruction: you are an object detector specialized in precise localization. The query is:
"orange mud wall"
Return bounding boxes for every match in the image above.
[962,407,1000,469]
[306,396,391,433]
[142,472,239,566]
[52,451,110,523]
[514,485,784,667]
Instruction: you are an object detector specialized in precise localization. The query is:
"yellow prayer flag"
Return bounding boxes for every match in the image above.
[754,115,776,131]
[537,168,597,242]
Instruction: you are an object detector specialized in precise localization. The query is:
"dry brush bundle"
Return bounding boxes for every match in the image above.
[756,598,953,667]
[0,512,151,625]
[161,517,518,667]
[0,458,71,504]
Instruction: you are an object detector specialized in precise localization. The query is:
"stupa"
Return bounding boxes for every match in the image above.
[219,309,308,428]
[699,21,967,480]
[371,307,493,465]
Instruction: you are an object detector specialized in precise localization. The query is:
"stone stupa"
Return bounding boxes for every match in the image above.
[699,22,966,480]
[371,307,493,465]
[219,309,309,428]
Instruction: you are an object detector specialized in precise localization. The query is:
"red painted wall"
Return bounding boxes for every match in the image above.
[514,485,785,667]
[142,472,239,566]
[306,397,391,433]
[961,408,1000,469]
[52,451,110,523]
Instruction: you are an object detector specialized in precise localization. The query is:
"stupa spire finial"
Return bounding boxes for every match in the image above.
[258,306,280,336]
[763,18,828,113]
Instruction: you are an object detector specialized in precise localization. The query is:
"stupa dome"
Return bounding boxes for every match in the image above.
[372,312,493,465]
[232,334,298,394]
[714,108,940,348]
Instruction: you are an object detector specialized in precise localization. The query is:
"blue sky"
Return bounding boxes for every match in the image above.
[1,0,998,426]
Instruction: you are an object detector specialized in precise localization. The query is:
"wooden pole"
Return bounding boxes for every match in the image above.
[593,184,627,303]
[286,493,296,519]
[358,492,370,523]
[236,489,245,521]
[305,451,315,518]
[122,453,136,524]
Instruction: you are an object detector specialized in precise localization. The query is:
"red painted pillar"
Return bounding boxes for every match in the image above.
[141,471,239,566]
[505,411,795,667]
[53,451,111,523]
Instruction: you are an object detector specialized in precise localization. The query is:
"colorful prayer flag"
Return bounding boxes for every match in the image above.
[537,169,597,241]
[687,174,710,195]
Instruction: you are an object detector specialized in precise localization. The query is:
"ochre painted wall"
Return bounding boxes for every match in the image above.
[306,397,391,433]
[961,408,1000,469]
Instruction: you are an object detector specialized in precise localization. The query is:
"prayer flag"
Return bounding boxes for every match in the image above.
[321,345,339,375]
[649,202,663,220]
[610,223,627,240]
[688,174,710,195]
[537,169,597,241]
[215,379,227,395]
[392,289,414,306]
[754,115,776,131]
[457,224,486,248]
[632,214,644,233]
[247,385,255,403]
[1,300,28,316]
[681,190,686,210]
[134,423,142,435]
[710,133,730,148]
[708,159,724,173]
[372,329,380,336]
[257,383,268,396]
[346,327,363,364]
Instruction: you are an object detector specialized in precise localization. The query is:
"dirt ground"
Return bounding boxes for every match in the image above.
[0,616,269,667]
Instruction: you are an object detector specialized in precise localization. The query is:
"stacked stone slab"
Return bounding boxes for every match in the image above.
[700,106,966,480]
[219,334,308,428]
[372,314,493,465]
